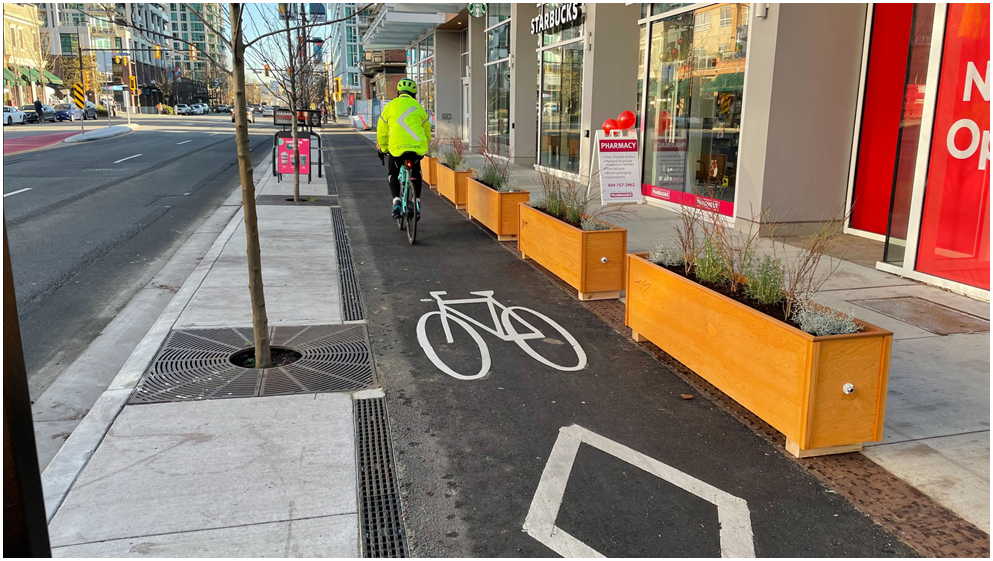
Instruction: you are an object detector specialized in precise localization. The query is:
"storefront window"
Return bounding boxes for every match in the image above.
[486,9,512,156]
[541,3,584,46]
[487,22,510,62]
[487,3,511,27]
[539,42,584,173]
[487,61,510,154]
[914,3,989,289]
[882,4,936,265]
[640,4,748,216]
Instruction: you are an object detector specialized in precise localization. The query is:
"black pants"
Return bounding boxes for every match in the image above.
[387,153,423,199]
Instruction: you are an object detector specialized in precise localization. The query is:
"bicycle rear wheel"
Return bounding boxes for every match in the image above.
[405,174,417,244]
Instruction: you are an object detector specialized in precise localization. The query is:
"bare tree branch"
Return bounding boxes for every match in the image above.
[243,3,374,49]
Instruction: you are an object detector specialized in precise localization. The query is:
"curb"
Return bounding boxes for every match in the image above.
[41,156,271,523]
[63,123,140,143]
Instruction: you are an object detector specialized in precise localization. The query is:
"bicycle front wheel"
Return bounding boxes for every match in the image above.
[501,306,587,372]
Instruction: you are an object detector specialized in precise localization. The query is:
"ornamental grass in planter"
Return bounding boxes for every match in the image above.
[518,170,628,301]
[437,138,472,208]
[466,135,529,241]
[625,204,892,457]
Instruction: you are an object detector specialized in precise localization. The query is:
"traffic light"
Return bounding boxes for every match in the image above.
[82,70,90,90]
[154,45,161,59]
[129,75,137,96]
[190,45,197,61]
[333,76,342,102]
[264,64,270,77]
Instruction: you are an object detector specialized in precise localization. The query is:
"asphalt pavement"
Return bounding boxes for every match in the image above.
[324,128,918,557]
[3,113,275,397]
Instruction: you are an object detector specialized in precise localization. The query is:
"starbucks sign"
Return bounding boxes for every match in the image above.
[467,3,486,18]
[531,3,584,35]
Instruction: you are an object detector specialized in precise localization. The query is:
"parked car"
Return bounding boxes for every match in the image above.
[262,106,274,118]
[21,104,57,123]
[217,104,228,113]
[81,101,97,119]
[175,103,190,115]
[232,107,256,124]
[4,105,27,125]
[53,103,83,121]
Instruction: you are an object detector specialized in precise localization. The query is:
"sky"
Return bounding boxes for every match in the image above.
[239,3,340,85]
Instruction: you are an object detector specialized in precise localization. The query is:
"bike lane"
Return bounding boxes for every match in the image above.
[324,129,916,557]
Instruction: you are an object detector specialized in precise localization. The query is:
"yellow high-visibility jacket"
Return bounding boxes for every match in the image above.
[376,94,431,157]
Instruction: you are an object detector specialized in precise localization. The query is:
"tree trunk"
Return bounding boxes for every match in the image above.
[230,3,272,368]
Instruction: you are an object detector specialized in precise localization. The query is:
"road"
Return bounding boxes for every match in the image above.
[324,129,918,557]
[3,113,273,397]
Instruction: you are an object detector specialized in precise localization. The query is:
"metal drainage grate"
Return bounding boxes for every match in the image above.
[256,194,338,206]
[129,327,262,404]
[130,325,376,404]
[331,206,365,321]
[355,397,409,558]
[324,157,339,196]
[851,296,990,335]
[260,325,376,396]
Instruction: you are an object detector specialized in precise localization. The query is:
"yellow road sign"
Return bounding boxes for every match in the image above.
[73,82,85,109]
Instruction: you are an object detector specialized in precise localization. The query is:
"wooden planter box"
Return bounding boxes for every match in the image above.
[466,178,530,241]
[423,156,438,188]
[624,253,892,458]
[518,204,627,300]
[437,163,471,208]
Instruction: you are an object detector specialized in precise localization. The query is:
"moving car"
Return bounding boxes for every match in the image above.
[262,106,274,117]
[232,107,256,124]
[4,105,27,125]
[217,104,228,113]
[21,104,57,123]
[175,104,190,115]
[53,103,83,121]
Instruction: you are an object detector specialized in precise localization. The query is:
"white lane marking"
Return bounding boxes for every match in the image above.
[524,425,756,558]
[3,188,32,198]
[113,153,142,163]
[210,132,220,136]
[176,140,192,145]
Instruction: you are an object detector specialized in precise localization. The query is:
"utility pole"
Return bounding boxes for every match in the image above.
[76,23,85,133]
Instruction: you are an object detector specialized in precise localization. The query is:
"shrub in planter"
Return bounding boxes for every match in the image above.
[437,138,472,208]
[466,135,529,240]
[518,170,629,300]
[626,207,891,457]
[423,138,441,187]
[96,105,108,117]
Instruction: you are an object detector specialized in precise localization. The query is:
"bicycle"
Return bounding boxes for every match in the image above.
[416,291,587,380]
[382,151,418,244]
[395,156,417,244]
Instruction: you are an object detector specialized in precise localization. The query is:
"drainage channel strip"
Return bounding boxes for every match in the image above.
[331,206,365,321]
[355,397,409,558]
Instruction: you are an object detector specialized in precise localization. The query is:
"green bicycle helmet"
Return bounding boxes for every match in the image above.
[397,78,417,96]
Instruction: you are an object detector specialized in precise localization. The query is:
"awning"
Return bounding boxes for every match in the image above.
[361,4,457,49]
[19,68,39,82]
[701,72,745,95]
[3,68,25,85]
[44,70,63,86]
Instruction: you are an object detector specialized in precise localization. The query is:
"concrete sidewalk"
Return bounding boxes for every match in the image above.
[359,130,990,534]
[43,149,367,557]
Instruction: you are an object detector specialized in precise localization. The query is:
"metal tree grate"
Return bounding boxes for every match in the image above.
[260,325,377,396]
[130,325,376,404]
[256,194,339,206]
[355,397,409,558]
[331,206,365,321]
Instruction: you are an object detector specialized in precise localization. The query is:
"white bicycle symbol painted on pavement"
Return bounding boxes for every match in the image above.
[416,291,588,380]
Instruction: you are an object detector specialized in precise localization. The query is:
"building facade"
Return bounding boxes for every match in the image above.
[4,3,56,107]
[359,2,989,298]
[166,2,226,105]
[329,2,374,113]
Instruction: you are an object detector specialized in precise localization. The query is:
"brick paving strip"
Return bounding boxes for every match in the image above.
[461,232,992,559]
[3,131,77,155]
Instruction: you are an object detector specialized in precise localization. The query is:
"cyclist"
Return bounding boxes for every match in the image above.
[376,78,431,220]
